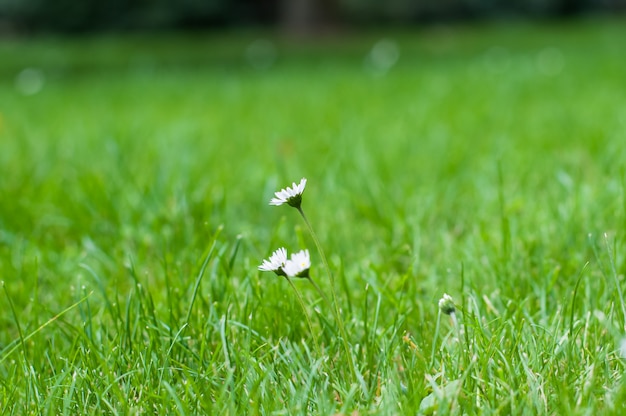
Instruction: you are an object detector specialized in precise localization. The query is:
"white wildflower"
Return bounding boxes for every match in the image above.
[438,293,456,315]
[258,247,288,276]
[283,249,311,278]
[269,178,307,208]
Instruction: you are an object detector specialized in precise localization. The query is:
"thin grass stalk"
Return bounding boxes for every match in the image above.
[296,206,357,380]
[285,277,323,359]
[431,308,442,368]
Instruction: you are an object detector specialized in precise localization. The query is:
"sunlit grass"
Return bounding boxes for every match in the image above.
[1,17,625,414]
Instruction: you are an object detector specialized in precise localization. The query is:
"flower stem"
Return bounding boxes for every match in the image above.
[430,308,442,368]
[297,206,356,380]
[306,277,330,305]
[285,277,323,358]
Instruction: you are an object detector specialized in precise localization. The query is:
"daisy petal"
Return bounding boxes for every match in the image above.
[258,247,288,275]
[268,178,307,208]
[283,249,311,278]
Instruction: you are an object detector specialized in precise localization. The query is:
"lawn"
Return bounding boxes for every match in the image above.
[1,17,626,414]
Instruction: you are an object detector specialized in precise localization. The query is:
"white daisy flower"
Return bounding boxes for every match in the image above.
[269,178,307,208]
[258,247,288,275]
[438,293,456,315]
[283,249,311,278]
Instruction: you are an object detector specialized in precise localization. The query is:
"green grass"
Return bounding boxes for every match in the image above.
[1,16,626,414]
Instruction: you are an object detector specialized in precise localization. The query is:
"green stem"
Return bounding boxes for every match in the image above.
[285,277,323,359]
[450,311,462,369]
[431,309,442,369]
[297,206,356,380]
[305,277,330,305]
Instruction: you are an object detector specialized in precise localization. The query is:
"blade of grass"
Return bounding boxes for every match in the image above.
[0,290,93,364]
[185,225,222,325]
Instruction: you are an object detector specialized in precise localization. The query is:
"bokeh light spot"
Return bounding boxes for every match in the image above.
[15,68,45,95]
